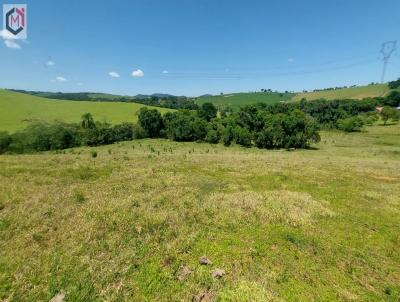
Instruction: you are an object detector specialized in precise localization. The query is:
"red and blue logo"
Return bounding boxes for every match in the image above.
[3,4,27,39]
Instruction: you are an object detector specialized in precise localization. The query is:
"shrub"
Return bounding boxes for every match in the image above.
[381,106,399,125]
[337,116,364,132]
[205,129,220,144]
[222,125,234,146]
[234,126,252,147]
[132,123,146,139]
[112,122,134,141]
[0,132,11,154]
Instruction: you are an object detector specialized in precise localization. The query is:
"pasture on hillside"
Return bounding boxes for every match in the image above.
[0,90,173,132]
[292,84,390,101]
[195,92,294,109]
[0,125,399,301]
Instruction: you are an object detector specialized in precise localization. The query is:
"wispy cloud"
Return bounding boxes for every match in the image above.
[0,29,17,40]
[288,58,295,63]
[56,76,67,82]
[46,60,55,66]
[109,71,120,78]
[0,30,21,49]
[162,70,169,74]
[132,69,144,77]
[77,82,84,86]
[4,40,21,49]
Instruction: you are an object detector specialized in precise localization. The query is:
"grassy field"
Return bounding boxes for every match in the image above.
[0,90,173,132]
[0,124,399,301]
[195,92,294,109]
[292,84,390,101]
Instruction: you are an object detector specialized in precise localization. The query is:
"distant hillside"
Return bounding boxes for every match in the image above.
[11,90,185,101]
[195,92,294,108]
[292,84,390,101]
[0,90,173,132]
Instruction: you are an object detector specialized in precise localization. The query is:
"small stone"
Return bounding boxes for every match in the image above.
[199,256,212,265]
[177,265,193,281]
[212,268,225,279]
[49,293,65,302]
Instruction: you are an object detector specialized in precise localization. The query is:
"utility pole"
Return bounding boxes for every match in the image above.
[380,41,397,83]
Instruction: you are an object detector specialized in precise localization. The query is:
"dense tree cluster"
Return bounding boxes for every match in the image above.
[0,115,135,154]
[388,78,400,90]
[137,103,320,149]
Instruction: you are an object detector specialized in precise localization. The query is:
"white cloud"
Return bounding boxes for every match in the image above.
[46,60,55,66]
[132,69,144,77]
[56,76,67,82]
[162,70,169,74]
[77,82,84,86]
[288,58,295,63]
[4,40,21,49]
[108,71,120,78]
[0,29,18,40]
[0,30,21,49]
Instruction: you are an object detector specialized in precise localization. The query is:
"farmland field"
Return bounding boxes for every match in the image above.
[0,90,173,132]
[0,124,399,301]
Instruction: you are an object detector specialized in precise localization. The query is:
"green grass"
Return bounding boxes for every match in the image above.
[196,92,294,109]
[195,85,393,108]
[0,90,173,132]
[292,84,390,101]
[0,124,399,301]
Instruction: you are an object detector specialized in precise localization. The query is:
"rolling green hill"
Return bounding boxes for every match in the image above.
[0,90,173,132]
[195,92,294,108]
[292,84,390,101]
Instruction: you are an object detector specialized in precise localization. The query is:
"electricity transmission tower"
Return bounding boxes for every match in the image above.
[380,41,397,83]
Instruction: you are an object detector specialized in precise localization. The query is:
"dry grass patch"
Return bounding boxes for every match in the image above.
[206,190,334,226]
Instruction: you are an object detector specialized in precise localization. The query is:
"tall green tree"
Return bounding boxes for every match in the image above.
[138,107,164,138]
[198,102,217,121]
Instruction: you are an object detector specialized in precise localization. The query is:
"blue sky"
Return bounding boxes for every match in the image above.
[1,0,400,96]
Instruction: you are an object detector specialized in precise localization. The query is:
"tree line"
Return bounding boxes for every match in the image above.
[1,90,399,154]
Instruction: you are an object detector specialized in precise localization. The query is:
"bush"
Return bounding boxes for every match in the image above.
[337,116,364,132]
[0,132,11,154]
[234,127,252,147]
[113,122,134,141]
[221,125,234,146]
[132,123,146,139]
[91,150,98,158]
[82,122,114,146]
[381,106,399,125]
[205,129,220,144]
